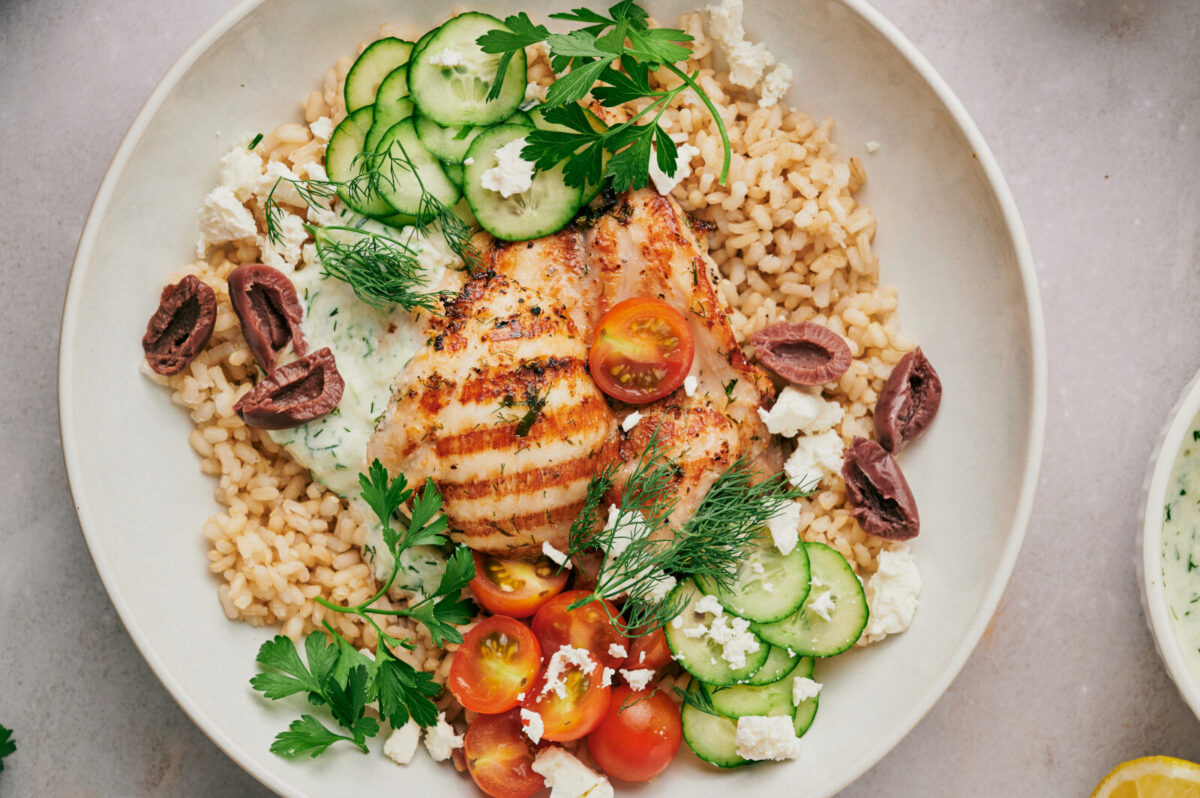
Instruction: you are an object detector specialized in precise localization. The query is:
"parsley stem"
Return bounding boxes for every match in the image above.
[662,62,732,184]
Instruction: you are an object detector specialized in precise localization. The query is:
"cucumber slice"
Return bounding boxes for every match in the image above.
[507,110,534,127]
[365,96,414,153]
[325,106,396,219]
[414,114,484,165]
[408,13,527,127]
[696,535,810,623]
[740,645,801,686]
[752,543,869,657]
[443,162,464,188]
[373,118,461,217]
[377,65,410,105]
[527,103,609,204]
[408,26,439,69]
[706,670,794,719]
[463,124,583,242]
[792,658,820,737]
[345,38,413,113]
[663,580,769,687]
[681,688,748,768]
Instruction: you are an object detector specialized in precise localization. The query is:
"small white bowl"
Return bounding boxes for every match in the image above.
[1141,368,1200,719]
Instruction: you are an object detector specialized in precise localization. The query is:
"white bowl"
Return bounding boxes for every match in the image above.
[1140,370,1200,720]
[59,0,1045,795]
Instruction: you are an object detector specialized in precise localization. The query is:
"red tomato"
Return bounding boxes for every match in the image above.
[589,297,695,404]
[587,686,682,782]
[469,552,570,619]
[464,710,546,798]
[531,590,628,670]
[625,625,673,671]
[520,649,611,741]
[449,616,542,714]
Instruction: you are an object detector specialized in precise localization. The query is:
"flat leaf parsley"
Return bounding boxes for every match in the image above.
[0,723,14,772]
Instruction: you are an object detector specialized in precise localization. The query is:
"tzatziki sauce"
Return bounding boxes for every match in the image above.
[1161,410,1200,680]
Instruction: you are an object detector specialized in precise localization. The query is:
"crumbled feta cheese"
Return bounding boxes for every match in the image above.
[517,692,526,702]
[525,81,548,104]
[542,541,573,569]
[705,0,776,88]
[784,429,846,488]
[643,572,677,602]
[608,643,628,659]
[254,160,305,206]
[429,48,465,67]
[298,161,328,183]
[766,500,802,555]
[762,582,775,593]
[601,667,615,688]
[792,676,822,706]
[521,708,545,744]
[735,715,802,760]
[309,116,334,142]
[671,615,685,629]
[683,375,698,396]
[620,668,655,692]
[621,410,643,432]
[258,209,308,270]
[758,387,844,438]
[540,646,597,699]
[681,624,708,639]
[196,186,257,257]
[808,589,836,622]
[706,612,761,670]
[383,721,420,765]
[532,747,615,798]
[695,594,725,616]
[638,650,646,664]
[648,143,699,195]
[758,62,793,108]
[750,561,766,575]
[865,140,881,154]
[463,156,475,165]
[422,713,464,762]
[861,545,921,643]
[217,144,263,201]
[481,137,535,197]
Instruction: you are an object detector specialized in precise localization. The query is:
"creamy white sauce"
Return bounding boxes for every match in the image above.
[266,209,458,590]
[1162,410,1200,679]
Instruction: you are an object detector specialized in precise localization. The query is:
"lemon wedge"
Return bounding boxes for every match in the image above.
[1092,757,1200,798]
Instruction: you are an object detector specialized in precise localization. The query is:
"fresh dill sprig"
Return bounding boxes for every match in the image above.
[264,177,338,246]
[309,224,450,313]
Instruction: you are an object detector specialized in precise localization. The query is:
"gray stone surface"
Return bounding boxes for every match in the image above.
[2,0,1198,794]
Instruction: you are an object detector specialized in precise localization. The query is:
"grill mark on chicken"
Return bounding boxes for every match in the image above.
[456,356,588,405]
[432,393,612,457]
[439,447,606,501]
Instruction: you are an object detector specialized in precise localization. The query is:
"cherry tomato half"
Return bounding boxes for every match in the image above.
[469,552,570,619]
[589,297,695,404]
[531,590,628,670]
[625,625,673,671]
[464,709,546,798]
[520,649,611,741]
[587,686,682,782]
[449,616,542,714]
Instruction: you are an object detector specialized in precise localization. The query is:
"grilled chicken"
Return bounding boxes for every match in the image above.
[369,189,778,555]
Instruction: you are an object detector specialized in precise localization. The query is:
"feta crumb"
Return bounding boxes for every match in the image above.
[532,747,614,798]
[757,387,844,438]
[309,116,334,142]
[540,646,597,699]
[517,692,526,701]
[638,650,646,664]
[762,582,775,593]
[299,161,328,184]
[648,143,699,196]
[865,140,881,154]
[643,572,677,602]
[480,137,535,197]
[671,615,685,629]
[422,713,464,762]
[525,81,548,104]
[695,594,725,616]
[735,715,802,760]
[464,156,475,165]
[428,48,465,67]
[750,561,766,575]
[620,668,656,692]
[860,545,921,644]
[705,0,776,88]
[783,429,846,488]
[542,541,573,569]
[217,144,263,201]
[683,375,698,396]
[196,186,257,257]
[254,159,306,206]
[706,612,761,670]
[758,63,793,108]
[601,667,615,688]
[766,500,802,555]
[383,721,420,765]
[621,410,643,432]
[681,624,708,639]
[792,676,822,706]
[608,643,628,659]
[258,209,308,271]
[520,708,545,744]
[808,589,836,622]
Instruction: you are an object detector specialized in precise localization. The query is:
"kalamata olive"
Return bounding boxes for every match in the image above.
[750,322,852,386]
[841,437,919,540]
[874,347,942,453]
[142,275,217,375]
[234,348,344,429]
[227,263,307,372]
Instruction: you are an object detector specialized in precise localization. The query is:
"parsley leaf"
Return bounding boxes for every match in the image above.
[477,13,550,100]
[250,635,324,699]
[403,546,477,647]
[376,646,441,729]
[0,724,14,772]
[358,459,411,545]
[269,715,361,759]
[403,478,449,550]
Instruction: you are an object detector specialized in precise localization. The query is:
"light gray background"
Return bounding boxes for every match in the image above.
[2,0,1198,794]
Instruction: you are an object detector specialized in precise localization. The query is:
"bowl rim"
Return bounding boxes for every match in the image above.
[1140,368,1200,720]
[58,0,1047,795]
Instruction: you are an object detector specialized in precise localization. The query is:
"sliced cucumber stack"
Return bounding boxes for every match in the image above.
[680,686,748,769]
[695,535,811,623]
[344,38,413,113]
[463,124,583,242]
[705,662,799,719]
[373,118,461,217]
[326,106,397,219]
[365,96,414,154]
[408,13,527,128]
[663,580,769,687]
[752,542,869,657]
[739,645,801,687]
